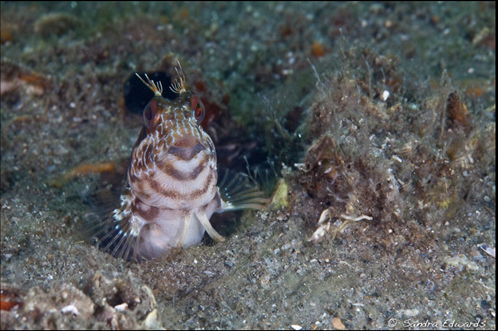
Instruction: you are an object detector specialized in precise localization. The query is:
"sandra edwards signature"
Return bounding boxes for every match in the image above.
[387,318,486,328]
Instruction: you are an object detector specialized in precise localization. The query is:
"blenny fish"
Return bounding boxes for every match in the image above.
[91,62,266,261]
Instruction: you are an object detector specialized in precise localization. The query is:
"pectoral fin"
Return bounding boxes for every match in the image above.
[217,169,269,211]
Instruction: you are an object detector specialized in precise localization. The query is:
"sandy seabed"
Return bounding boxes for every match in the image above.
[1,2,495,329]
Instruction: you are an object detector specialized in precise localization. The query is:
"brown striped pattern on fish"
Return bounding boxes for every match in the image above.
[90,63,266,261]
[93,64,226,261]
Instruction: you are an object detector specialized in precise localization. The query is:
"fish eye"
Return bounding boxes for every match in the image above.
[190,95,205,124]
[143,99,158,128]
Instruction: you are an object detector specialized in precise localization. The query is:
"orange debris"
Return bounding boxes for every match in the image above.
[49,162,116,188]
[311,41,326,57]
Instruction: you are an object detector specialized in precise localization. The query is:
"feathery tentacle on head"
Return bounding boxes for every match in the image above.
[170,60,187,95]
[135,73,163,96]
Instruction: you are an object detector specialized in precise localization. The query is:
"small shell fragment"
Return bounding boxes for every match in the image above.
[143,308,162,329]
[381,90,390,101]
[290,325,302,330]
[269,178,289,210]
[114,302,128,312]
[477,243,495,258]
[61,304,79,316]
[308,222,330,243]
[332,317,346,330]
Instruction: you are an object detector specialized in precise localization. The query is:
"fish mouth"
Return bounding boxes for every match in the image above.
[168,135,208,161]
[172,135,200,148]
